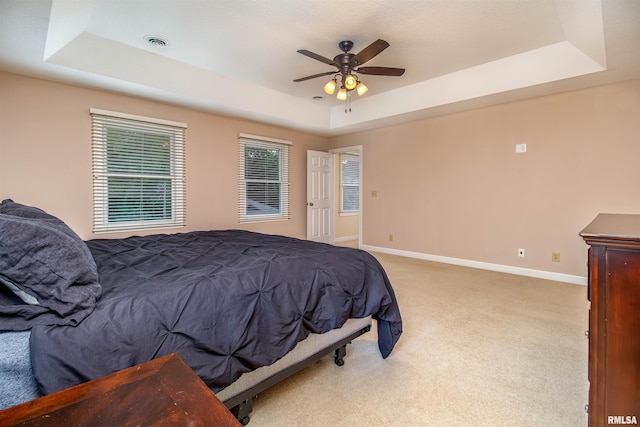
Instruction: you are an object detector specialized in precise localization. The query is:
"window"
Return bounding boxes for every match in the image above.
[340,153,360,213]
[91,109,186,233]
[238,134,290,222]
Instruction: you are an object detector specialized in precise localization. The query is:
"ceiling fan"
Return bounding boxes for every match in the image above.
[294,39,405,100]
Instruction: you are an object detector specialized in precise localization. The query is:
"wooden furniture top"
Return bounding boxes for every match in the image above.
[580,213,640,246]
[0,353,241,427]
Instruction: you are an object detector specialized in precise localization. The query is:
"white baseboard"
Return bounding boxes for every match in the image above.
[361,244,587,286]
[334,235,359,243]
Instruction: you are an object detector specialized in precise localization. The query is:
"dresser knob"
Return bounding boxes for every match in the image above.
[585,330,589,338]
[585,404,589,413]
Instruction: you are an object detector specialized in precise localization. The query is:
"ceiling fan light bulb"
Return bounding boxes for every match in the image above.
[323,79,336,95]
[356,82,368,96]
[344,74,357,90]
[336,88,347,101]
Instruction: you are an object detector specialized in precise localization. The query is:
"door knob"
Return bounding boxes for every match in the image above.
[308,202,314,206]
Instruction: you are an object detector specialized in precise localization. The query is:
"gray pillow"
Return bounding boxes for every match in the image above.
[0,200,102,330]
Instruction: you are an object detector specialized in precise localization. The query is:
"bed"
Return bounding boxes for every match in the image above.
[0,199,402,424]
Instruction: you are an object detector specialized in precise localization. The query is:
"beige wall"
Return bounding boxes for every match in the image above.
[329,79,640,277]
[0,72,329,240]
[3,71,639,278]
[335,212,359,240]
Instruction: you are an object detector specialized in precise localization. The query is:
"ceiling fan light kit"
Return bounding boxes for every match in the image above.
[323,79,337,95]
[356,82,368,96]
[294,39,405,111]
[344,74,357,90]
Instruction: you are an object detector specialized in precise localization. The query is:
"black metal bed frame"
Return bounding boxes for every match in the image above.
[223,324,372,425]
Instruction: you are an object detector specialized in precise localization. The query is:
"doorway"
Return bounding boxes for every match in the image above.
[331,146,362,248]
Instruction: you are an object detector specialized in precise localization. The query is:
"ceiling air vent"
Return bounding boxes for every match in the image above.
[144,35,169,49]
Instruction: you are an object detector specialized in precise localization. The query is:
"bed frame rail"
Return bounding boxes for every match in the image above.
[224,324,371,425]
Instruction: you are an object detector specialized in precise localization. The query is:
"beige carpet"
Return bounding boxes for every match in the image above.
[247,252,589,426]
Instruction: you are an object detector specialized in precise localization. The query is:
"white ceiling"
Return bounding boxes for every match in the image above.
[1,0,639,136]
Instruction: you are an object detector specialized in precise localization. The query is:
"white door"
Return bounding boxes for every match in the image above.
[307,150,334,243]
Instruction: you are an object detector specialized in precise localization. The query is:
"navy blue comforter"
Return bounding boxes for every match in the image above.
[30,230,402,394]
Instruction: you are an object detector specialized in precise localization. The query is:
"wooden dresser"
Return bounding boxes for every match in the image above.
[580,214,640,427]
[0,353,241,427]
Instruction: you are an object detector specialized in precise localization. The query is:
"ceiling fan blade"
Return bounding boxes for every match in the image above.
[352,39,390,66]
[293,71,336,82]
[297,49,337,67]
[355,66,405,76]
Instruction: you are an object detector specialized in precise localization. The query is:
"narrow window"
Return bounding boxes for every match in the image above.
[238,134,290,222]
[91,109,186,233]
[340,153,360,213]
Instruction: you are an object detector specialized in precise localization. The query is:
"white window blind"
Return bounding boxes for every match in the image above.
[91,109,186,233]
[340,153,360,212]
[238,134,290,223]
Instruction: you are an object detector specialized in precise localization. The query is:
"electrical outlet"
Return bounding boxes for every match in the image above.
[389,234,394,242]
[371,190,378,197]
[518,248,525,257]
[552,252,560,262]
